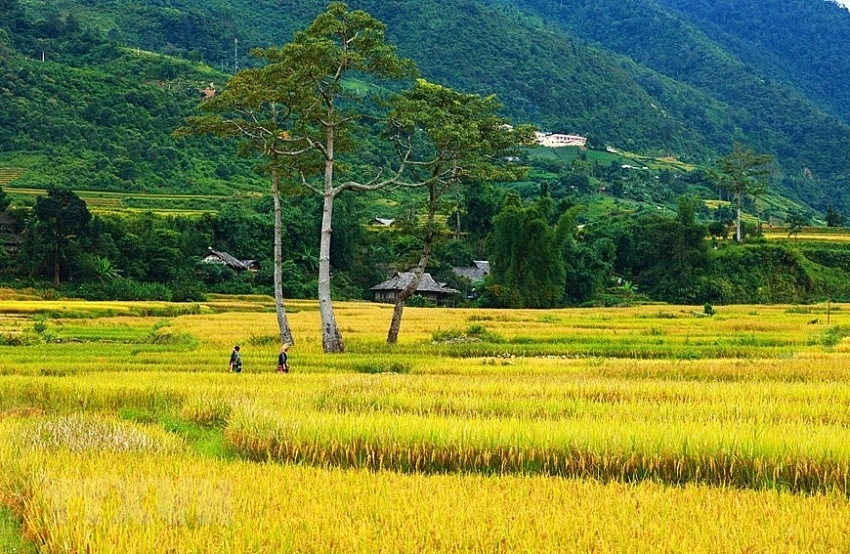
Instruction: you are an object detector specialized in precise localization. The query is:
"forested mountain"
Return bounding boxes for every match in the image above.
[507,0,850,209]
[2,0,850,306]
[3,0,850,212]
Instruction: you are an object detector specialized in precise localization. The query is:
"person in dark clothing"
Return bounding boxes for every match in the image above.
[277,344,290,373]
[229,345,242,373]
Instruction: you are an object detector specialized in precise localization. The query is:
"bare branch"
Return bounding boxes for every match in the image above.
[299,170,323,195]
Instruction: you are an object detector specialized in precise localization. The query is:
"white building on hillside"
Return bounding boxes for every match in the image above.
[534,132,587,148]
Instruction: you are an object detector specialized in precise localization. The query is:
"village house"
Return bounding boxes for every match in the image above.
[452,260,490,282]
[370,216,395,227]
[0,212,24,255]
[370,272,459,303]
[200,247,259,273]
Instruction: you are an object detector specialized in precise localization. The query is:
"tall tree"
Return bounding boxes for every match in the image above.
[487,193,570,308]
[33,188,91,285]
[176,58,306,348]
[184,3,422,353]
[714,143,774,243]
[825,204,845,228]
[383,79,535,343]
[786,210,808,244]
[0,186,10,213]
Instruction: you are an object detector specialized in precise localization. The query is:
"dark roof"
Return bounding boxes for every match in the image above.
[203,247,254,270]
[370,272,459,294]
[452,260,490,281]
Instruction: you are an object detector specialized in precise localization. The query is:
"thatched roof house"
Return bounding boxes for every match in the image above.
[0,212,24,254]
[201,247,259,273]
[370,272,460,303]
[452,260,490,282]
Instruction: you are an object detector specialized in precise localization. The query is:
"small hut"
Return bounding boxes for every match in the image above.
[370,272,459,303]
[452,260,490,282]
[201,247,259,273]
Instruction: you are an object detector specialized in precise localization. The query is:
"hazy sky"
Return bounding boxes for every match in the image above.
[835,0,850,9]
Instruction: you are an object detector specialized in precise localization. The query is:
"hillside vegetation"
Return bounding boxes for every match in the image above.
[1,0,850,309]
[4,0,850,213]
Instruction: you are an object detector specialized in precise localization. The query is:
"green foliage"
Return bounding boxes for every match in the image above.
[825,205,846,228]
[486,193,569,308]
[820,326,850,348]
[77,279,173,301]
[30,188,91,284]
[714,144,774,243]
[0,506,36,554]
[352,360,412,374]
[406,295,434,308]
[695,245,830,304]
[431,324,505,344]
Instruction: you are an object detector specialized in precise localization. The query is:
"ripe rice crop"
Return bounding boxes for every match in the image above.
[1,298,850,551]
[2,416,850,553]
[225,403,850,494]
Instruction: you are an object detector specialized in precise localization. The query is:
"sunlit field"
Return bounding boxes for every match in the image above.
[1,296,850,552]
[763,226,850,243]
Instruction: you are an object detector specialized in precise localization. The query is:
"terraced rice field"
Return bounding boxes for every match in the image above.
[1,297,849,552]
[0,168,26,188]
[3,187,233,215]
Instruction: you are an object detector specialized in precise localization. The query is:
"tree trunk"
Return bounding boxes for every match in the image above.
[735,192,743,243]
[318,189,344,352]
[318,120,344,353]
[387,185,437,344]
[272,170,294,346]
[53,241,60,285]
[454,192,462,240]
[385,258,424,345]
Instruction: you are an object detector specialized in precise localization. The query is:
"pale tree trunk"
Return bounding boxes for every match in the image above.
[735,192,743,243]
[318,117,344,353]
[387,186,437,344]
[53,242,60,285]
[318,189,344,352]
[454,197,462,240]
[272,170,294,346]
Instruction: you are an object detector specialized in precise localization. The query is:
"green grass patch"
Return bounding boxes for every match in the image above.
[820,325,850,348]
[118,403,234,459]
[432,324,505,344]
[0,507,36,554]
[353,361,412,374]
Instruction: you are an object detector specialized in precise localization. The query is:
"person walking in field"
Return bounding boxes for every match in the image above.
[277,344,290,373]
[229,345,242,373]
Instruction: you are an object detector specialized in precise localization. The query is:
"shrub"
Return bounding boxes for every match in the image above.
[407,294,435,307]
[76,279,172,301]
[353,361,411,374]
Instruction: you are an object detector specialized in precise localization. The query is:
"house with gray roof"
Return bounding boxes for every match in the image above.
[370,272,460,303]
[452,260,490,282]
[201,247,259,273]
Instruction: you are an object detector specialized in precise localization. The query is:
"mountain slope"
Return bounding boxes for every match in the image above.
[507,0,850,207]
[656,0,850,123]
[4,0,850,212]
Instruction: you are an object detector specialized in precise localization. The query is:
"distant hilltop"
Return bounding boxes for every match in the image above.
[534,132,587,148]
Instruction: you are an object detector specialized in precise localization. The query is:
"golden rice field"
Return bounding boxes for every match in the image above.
[1,296,850,552]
